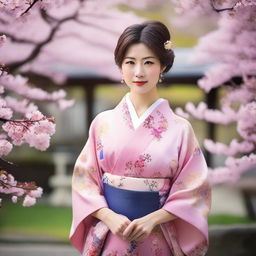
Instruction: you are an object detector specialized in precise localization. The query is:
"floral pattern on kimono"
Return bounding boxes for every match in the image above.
[124,153,152,176]
[83,220,109,256]
[143,111,168,140]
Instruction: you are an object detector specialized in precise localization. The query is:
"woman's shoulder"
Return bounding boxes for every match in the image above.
[95,108,115,120]
[90,109,115,126]
[162,99,192,130]
[170,111,193,131]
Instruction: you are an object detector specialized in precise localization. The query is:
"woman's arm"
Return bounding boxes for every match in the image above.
[148,208,177,226]
[92,207,113,221]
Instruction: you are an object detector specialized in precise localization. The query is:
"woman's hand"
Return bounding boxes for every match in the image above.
[122,215,155,242]
[104,211,131,238]
[122,209,176,242]
[92,208,131,238]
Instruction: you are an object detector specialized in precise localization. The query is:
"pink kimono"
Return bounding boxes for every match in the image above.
[70,94,211,256]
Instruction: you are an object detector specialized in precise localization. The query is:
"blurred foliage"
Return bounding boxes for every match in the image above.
[0,203,255,242]
[7,146,53,163]
[0,203,72,240]
[208,214,256,225]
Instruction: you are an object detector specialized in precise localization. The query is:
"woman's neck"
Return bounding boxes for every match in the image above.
[129,90,160,117]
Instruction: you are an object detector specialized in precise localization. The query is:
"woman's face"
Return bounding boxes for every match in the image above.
[121,43,164,95]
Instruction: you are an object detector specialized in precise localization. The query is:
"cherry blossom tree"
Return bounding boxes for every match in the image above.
[0,1,62,206]
[0,0,145,206]
[173,0,256,184]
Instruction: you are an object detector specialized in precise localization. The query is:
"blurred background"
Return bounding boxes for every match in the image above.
[0,1,255,255]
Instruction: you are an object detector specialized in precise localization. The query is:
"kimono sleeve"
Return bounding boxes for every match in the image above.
[69,117,108,253]
[162,121,211,256]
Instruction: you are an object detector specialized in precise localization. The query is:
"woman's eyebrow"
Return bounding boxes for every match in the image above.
[124,56,156,60]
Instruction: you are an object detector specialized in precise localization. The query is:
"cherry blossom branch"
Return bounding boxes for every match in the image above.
[210,0,241,13]
[21,0,41,16]
[0,156,16,168]
[8,9,79,72]
[0,74,70,103]
[0,110,56,151]
[1,32,36,44]
[0,177,37,192]
[183,101,237,124]
[204,139,255,156]
[208,153,256,184]
[0,170,42,207]
[0,116,54,133]
[40,8,59,24]
[0,117,53,123]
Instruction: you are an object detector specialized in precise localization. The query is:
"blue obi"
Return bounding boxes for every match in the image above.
[103,183,160,220]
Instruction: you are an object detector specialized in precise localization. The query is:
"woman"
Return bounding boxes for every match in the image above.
[70,21,211,256]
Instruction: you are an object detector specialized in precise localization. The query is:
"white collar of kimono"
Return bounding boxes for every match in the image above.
[125,93,164,129]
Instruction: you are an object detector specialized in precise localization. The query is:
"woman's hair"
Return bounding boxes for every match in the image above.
[114,21,175,73]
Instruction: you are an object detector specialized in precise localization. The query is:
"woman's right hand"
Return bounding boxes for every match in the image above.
[104,210,131,238]
[92,208,131,238]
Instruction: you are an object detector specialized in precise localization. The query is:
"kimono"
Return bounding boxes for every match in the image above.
[70,93,211,256]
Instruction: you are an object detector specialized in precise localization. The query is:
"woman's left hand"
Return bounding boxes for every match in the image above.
[122,215,155,242]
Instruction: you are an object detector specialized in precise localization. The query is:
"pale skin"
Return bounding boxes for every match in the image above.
[93,43,176,242]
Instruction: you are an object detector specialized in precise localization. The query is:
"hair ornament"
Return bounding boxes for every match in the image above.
[164,40,172,50]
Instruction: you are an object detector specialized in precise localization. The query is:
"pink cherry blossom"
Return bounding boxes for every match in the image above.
[175,107,190,119]
[28,187,43,198]
[0,35,6,46]
[204,139,254,156]
[0,86,4,94]
[58,99,75,110]
[2,110,55,150]
[4,96,38,114]
[0,133,7,139]
[12,195,18,203]
[0,139,13,155]
[23,132,51,151]
[0,108,12,119]
[0,74,70,104]
[23,195,36,207]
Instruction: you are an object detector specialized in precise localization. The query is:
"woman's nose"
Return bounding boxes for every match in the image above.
[135,64,144,77]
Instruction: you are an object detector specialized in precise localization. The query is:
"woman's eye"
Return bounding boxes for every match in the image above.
[145,61,154,65]
[125,61,134,64]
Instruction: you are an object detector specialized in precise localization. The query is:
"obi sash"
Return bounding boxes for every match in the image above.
[102,173,170,220]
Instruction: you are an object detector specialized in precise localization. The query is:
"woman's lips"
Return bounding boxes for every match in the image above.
[133,81,147,86]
